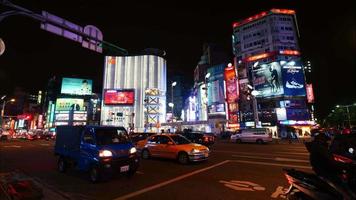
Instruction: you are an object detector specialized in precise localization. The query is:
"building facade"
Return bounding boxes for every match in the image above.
[232,9,313,137]
[101,55,167,132]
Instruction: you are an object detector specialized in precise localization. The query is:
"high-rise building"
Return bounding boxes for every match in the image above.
[233,9,313,138]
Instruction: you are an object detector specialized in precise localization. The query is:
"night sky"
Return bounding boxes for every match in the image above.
[0,0,355,120]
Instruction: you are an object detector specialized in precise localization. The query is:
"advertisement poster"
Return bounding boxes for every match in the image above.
[104,89,135,105]
[286,108,310,121]
[55,98,84,111]
[282,65,306,96]
[208,79,225,105]
[224,65,239,127]
[253,62,284,97]
[306,84,315,103]
[61,78,93,95]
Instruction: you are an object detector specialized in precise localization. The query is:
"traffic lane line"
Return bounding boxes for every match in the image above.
[231,160,312,170]
[126,160,294,200]
[213,150,309,158]
[231,155,309,163]
[113,160,230,200]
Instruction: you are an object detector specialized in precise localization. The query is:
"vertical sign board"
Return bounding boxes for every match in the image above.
[224,65,239,128]
[306,84,315,103]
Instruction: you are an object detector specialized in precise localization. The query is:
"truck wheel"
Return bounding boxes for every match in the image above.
[141,149,150,159]
[178,152,189,165]
[89,166,100,183]
[58,157,67,173]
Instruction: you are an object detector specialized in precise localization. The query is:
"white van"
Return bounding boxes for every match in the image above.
[230,128,272,144]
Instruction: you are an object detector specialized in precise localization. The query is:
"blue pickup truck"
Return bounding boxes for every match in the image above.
[54,125,139,182]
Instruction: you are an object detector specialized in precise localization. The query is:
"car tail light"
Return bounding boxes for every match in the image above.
[204,137,209,142]
[333,154,353,164]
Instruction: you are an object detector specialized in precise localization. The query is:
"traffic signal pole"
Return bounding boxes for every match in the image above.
[0,0,128,55]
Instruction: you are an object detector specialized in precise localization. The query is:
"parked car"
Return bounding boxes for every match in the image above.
[130,132,156,145]
[179,131,215,147]
[230,128,272,144]
[136,134,210,164]
[54,125,139,182]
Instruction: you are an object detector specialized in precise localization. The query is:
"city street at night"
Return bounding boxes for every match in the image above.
[1,0,355,199]
[0,139,311,200]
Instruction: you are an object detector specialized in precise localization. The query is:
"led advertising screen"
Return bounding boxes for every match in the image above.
[306,84,315,103]
[104,89,135,105]
[282,64,306,96]
[253,62,284,97]
[224,65,239,128]
[55,98,84,111]
[61,78,93,95]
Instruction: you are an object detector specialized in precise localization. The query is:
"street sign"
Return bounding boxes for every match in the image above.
[82,25,103,53]
[40,11,83,43]
[0,38,5,56]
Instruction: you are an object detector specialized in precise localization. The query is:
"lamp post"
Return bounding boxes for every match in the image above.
[336,103,356,128]
[204,73,211,121]
[249,61,260,128]
[171,81,177,121]
[1,97,15,128]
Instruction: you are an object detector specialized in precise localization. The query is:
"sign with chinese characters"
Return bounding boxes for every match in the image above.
[306,84,314,103]
[224,65,239,128]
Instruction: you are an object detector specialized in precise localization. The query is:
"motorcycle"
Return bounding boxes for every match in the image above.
[284,133,356,200]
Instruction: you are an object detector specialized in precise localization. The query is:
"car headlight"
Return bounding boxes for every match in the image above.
[129,147,137,154]
[191,149,200,153]
[99,150,113,157]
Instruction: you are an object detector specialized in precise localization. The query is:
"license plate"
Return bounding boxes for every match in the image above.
[120,165,129,172]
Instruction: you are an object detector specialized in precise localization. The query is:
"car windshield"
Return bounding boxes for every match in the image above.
[95,128,130,145]
[170,135,191,145]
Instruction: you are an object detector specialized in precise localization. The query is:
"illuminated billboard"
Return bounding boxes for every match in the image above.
[224,65,239,128]
[306,84,314,103]
[104,89,135,105]
[282,64,306,96]
[61,78,92,95]
[253,62,284,97]
[55,98,84,111]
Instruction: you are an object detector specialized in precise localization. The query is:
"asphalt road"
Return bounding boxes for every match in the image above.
[0,139,312,200]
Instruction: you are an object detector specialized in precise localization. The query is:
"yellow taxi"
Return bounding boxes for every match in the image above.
[136,134,210,164]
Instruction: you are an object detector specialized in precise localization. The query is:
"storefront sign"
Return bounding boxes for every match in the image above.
[306,84,314,103]
[224,65,239,128]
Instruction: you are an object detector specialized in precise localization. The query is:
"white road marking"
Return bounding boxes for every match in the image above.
[214,150,309,157]
[220,180,266,191]
[278,152,309,156]
[232,155,309,163]
[271,186,288,199]
[231,160,312,169]
[114,160,230,200]
[3,145,21,148]
[275,157,309,163]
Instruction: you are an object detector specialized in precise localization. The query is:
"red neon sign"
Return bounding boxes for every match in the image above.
[270,9,295,15]
[245,52,274,62]
[233,9,295,28]
[279,50,300,56]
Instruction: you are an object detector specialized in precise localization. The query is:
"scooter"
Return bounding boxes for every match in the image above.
[283,137,356,200]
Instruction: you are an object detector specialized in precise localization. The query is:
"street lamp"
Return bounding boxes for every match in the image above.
[335,104,356,128]
[1,98,15,128]
[171,81,177,120]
